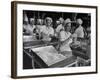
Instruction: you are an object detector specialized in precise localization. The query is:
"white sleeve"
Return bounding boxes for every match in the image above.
[56,25,60,33]
[75,28,84,38]
[50,27,54,35]
[59,31,66,41]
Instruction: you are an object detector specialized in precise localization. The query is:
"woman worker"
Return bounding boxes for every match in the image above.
[74,18,84,38]
[59,18,73,57]
[40,17,54,42]
[23,17,36,35]
[35,18,44,40]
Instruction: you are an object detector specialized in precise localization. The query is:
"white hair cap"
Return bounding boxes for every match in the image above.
[56,20,60,24]
[64,18,71,24]
[37,19,42,22]
[59,17,64,23]
[77,18,83,25]
[24,14,28,22]
[30,18,35,21]
[45,17,53,23]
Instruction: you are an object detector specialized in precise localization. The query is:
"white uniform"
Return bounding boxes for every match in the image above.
[36,25,44,32]
[23,24,36,35]
[75,25,84,38]
[60,30,72,52]
[41,26,54,41]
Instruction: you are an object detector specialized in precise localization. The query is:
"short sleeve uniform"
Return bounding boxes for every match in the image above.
[75,26,84,38]
[59,30,72,52]
[41,26,54,41]
[23,24,36,35]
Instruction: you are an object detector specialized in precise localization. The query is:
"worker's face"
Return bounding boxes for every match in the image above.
[65,24,71,32]
[67,23,71,27]
[76,19,82,27]
[37,19,44,25]
[46,19,52,26]
[40,20,44,25]
[60,20,64,24]
[30,20,35,25]
[87,27,91,35]
[59,18,64,24]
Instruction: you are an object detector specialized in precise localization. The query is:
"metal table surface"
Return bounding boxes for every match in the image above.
[23,40,77,68]
[31,45,77,68]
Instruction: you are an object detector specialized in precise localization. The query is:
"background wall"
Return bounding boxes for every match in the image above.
[0,0,99,80]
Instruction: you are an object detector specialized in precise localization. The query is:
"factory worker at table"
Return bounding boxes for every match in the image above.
[23,14,30,34]
[23,17,36,35]
[74,18,84,38]
[29,18,36,32]
[41,17,54,42]
[36,19,44,33]
[35,19,44,40]
[59,18,73,57]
